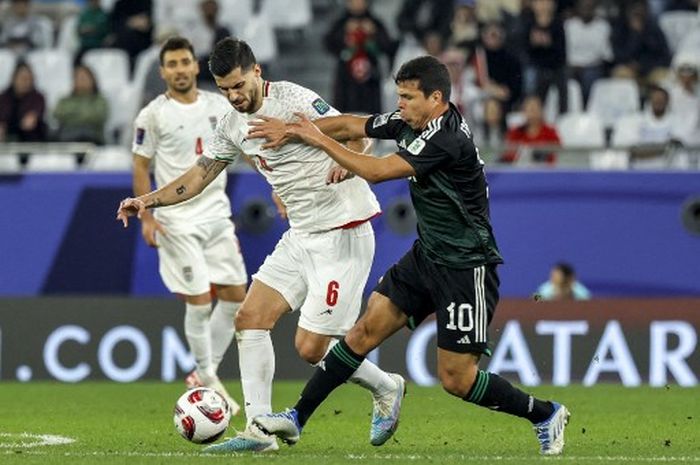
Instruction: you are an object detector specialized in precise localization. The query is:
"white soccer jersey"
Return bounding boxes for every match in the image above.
[133,91,233,225]
[204,80,381,233]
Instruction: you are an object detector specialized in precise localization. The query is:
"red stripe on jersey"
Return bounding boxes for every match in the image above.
[263,80,270,97]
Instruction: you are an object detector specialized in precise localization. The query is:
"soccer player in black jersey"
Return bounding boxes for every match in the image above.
[248,56,570,455]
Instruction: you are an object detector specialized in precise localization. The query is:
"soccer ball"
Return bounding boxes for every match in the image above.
[173,387,231,444]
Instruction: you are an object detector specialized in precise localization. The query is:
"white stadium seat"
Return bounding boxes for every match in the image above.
[56,15,80,55]
[0,48,18,91]
[105,84,141,145]
[544,79,584,122]
[676,28,700,58]
[84,146,132,171]
[240,14,278,64]
[219,0,254,35]
[0,154,21,173]
[82,48,131,93]
[25,154,77,172]
[25,49,73,113]
[588,78,640,128]
[557,112,605,148]
[611,114,642,148]
[261,0,312,30]
[659,11,700,52]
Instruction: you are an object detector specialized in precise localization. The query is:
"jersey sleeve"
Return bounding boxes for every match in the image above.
[396,130,458,178]
[282,81,341,121]
[203,112,243,164]
[364,111,405,140]
[132,106,157,158]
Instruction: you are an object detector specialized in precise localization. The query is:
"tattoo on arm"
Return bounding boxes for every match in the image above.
[196,156,227,180]
[176,185,186,195]
[148,197,163,208]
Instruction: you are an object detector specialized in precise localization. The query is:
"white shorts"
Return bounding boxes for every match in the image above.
[157,218,248,295]
[253,221,375,336]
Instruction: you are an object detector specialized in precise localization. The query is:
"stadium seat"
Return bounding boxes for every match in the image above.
[557,112,605,148]
[392,35,425,76]
[82,48,131,93]
[611,114,642,148]
[0,48,18,91]
[25,154,78,172]
[239,14,278,64]
[104,84,141,145]
[83,146,132,171]
[261,0,312,30]
[544,79,584,122]
[25,49,73,113]
[588,78,640,128]
[132,46,160,104]
[56,15,79,55]
[676,28,700,58]
[219,0,254,35]
[659,11,700,52]
[35,16,55,49]
[0,154,21,173]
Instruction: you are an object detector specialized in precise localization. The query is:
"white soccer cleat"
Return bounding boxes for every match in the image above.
[533,402,570,455]
[253,409,302,445]
[370,373,406,446]
[202,423,279,453]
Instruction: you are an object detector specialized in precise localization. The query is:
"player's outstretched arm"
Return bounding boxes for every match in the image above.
[287,113,415,184]
[248,114,370,149]
[116,156,228,227]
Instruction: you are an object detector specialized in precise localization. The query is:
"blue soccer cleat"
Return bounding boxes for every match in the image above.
[253,408,303,445]
[533,402,570,455]
[202,423,279,453]
[370,373,406,446]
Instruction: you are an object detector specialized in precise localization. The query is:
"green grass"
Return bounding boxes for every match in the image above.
[0,382,698,464]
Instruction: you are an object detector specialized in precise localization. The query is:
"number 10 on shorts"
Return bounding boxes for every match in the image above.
[446,302,473,331]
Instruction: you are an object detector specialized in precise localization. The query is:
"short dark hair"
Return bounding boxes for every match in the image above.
[159,36,196,65]
[554,262,575,279]
[394,55,451,102]
[208,37,257,77]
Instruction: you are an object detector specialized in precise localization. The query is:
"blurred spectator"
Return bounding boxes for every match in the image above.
[476,0,521,23]
[669,63,700,144]
[324,0,395,114]
[502,95,560,164]
[0,0,53,54]
[611,0,671,86]
[523,0,568,114]
[396,0,454,42]
[476,97,507,148]
[0,62,47,142]
[53,64,109,144]
[441,47,474,116]
[195,0,231,86]
[422,30,445,57]
[109,0,153,70]
[536,262,591,301]
[665,0,700,11]
[448,0,480,53]
[478,21,523,112]
[77,0,110,55]
[565,0,613,105]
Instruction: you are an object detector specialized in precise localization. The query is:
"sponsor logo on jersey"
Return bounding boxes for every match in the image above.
[318,308,334,316]
[182,266,193,283]
[407,137,426,155]
[398,139,407,150]
[135,128,145,145]
[312,98,331,115]
[456,334,472,344]
[209,116,218,130]
[373,112,391,128]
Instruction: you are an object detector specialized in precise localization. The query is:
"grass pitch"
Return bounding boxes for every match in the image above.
[0,381,698,465]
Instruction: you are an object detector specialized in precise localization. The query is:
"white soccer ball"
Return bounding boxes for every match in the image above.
[173,387,231,444]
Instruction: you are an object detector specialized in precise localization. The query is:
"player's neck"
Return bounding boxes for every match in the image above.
[167,87,198,104]
[417,102,449,131]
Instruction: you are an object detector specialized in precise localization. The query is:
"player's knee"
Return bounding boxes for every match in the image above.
[234,304,263,330]
[295,339,326,365]
[438,365,477,398]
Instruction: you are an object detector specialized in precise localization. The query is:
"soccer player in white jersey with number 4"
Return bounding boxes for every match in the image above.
[131,37,248,414]
[117,38,404,452]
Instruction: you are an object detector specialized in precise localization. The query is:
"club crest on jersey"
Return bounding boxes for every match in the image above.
[135,127,145,145]
[182,266,193,282]
[373,112,391,128]
[407,138,426,155]
[209,116,217,130]
[312,98,331,115]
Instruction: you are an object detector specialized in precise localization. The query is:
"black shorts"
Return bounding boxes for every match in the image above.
[374,242,500,355]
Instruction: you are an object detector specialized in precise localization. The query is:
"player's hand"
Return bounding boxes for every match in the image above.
[326,165,354,184]
[116,197,146,228]
[140,214,167,247]
[248,115,294,150]
[287,112,326,148]
[271,191,287,220]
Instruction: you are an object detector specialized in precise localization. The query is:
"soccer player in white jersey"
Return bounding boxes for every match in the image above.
[131,37,247,413]
[117,38,404,452]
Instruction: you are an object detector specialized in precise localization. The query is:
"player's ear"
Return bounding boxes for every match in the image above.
[253,64,262,77]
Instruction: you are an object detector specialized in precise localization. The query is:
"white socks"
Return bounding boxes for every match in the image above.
[209,300,240,373]
[237,329,275,426]
[185,302,214,381]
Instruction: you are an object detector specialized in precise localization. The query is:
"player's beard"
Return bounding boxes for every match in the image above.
[172,77,194,94]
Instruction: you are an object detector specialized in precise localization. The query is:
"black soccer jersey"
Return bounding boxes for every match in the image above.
[365,104,503,268]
